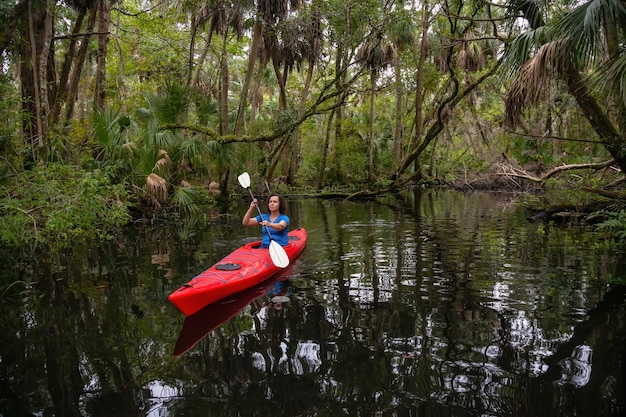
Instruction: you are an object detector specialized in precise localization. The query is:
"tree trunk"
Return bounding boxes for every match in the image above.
[0,1,28,56]
[94,0,113,111]
[234,19,262,136]
[563,67,626,173]
[51,6,86,125]
[288,59,315,182]
[409,0,429,177]
[41,0,54,127]
[63,6,98,126]
[272,59,290,178]
[317,107,336,189]
[111,10,127,112]
[265,134,290,180]
[28,0,45,154]
[189,17,214,88]
[249,54,269,124]
[19,0,50,164]
[368,71,376,182]
[392,62,404,166]
[219,31,229,135]
[331,4,350,179]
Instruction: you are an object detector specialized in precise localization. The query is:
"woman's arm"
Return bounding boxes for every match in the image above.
[260,214,288,231]
[242,199,259,226]
[262,218,287,231]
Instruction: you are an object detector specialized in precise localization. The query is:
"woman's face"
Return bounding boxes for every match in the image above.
[268,196,280,212]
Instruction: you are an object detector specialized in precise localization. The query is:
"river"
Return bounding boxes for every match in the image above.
[1,190,624,417]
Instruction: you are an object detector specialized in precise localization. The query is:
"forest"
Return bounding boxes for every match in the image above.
[1,0,626,249]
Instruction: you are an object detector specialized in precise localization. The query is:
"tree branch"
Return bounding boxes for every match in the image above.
[499,159,616,182]
[580,186,626,200]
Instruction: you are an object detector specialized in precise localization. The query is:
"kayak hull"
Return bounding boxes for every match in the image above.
[168,228,307,316]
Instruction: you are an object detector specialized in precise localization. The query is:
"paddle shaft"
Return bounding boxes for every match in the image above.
[245,188,277,241]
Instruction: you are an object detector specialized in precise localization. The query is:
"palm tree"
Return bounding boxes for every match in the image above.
[288,2,324,182]
[388,6,416,167]
[234,0,301,136]
[264,2,324,182]
[503,0,626,174]
[356,29,397,182]
[186,0,248,135]
[95,1,119,111]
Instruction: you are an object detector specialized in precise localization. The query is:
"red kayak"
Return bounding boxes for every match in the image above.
[168,227,307,316]
[173,265,295,357]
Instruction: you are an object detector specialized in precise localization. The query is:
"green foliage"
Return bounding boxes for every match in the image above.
[0,0,622,206]
[108,2,190,100]
[143,80,191,125]
[172,185,206,215]
[594,210,626,241]
[0,74,21,172]
[0,164,130,249]
[86,79,230,215]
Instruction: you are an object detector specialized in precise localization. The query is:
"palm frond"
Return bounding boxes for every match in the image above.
[605,53,626,104]
[91,107,121,148]
[146,173,168,202]
[141,120,175,155]
[175,136,211,168]
[172,185,203,214]
[153,150,171,175]
[206,141,236,168]
[90,107,138,164]
[135,107,153,121]
[388,11,416,48]
[500,26,549,79]
[144,79,191,125]
[556,0,605,69]
[506,0,547,29]
[505,40,571,126]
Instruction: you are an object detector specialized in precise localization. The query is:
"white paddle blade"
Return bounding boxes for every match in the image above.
[237,172,251,189]
[269,240,290,268]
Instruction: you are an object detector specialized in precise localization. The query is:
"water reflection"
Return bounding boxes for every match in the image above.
[0,191,624,417]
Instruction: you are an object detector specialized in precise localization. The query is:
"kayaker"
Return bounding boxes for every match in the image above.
[242,194,290,247]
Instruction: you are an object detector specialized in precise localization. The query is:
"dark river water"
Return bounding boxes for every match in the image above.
[1,190,625,417]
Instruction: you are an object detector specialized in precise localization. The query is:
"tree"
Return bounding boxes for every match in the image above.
[288,1,324,182]
[1,0,107,165]
[266,2,324,181]
[16,0,51,164]
[388,4,416,167]
[50,1,94,125]
[389,0,501,188]
[503,0,626,174]
[234,0,301,137]
[356,27,397,182]
[186,0,247,135]
[95,1,116,110]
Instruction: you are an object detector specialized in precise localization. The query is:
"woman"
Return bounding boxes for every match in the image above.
[242,194,290,247]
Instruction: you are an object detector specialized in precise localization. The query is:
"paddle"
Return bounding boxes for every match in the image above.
[238,172,290,268]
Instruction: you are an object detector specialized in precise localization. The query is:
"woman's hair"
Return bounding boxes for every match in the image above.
[269,193,287,214]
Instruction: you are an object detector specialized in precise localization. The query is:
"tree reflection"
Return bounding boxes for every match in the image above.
[1,194,624,417]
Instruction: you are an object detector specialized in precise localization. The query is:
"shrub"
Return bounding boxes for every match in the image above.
[0,164,130,249]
